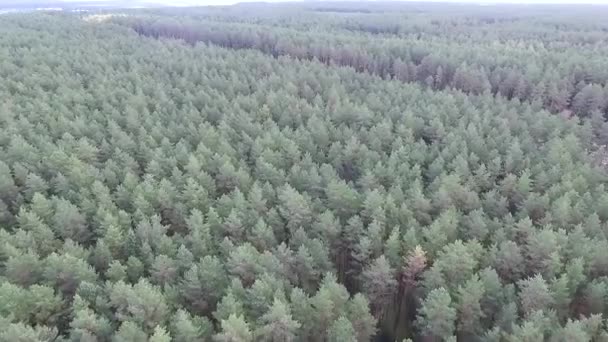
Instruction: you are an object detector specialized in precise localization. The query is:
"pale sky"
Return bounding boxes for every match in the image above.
[187,0,608,5]
[395,0,608,3]
[45,0,608,4]
[8,0,606,6]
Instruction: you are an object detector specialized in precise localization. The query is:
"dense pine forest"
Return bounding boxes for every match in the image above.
[2,2,608,341]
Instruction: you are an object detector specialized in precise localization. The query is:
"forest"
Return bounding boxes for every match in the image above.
[2,2,608,341]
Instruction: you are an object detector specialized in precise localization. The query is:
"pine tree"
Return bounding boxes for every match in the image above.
[327,316,357,342]
[347,294,377,342]
[214,314,253,342]
[361,255,397,319]
[456,275,485,337]
[171,309,213,342]
[255,298,301,342]
[518,274,553,317]
[416,288,457,341]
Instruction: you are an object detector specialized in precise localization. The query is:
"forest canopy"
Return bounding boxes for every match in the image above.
[2,2,608,341]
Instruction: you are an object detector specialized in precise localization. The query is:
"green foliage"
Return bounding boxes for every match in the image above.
[360,255,397,318]
[171,309,213,342]
[109,279,169,334]
[255,298,300,342]
[327,316,358,342]
[518,275,553,317]
[416,288,457,340]
[1,5,608,341]
[214,314,253,342]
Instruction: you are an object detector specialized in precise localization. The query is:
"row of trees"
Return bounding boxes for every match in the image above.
[118,15,608,119]
[2,7,608,341]
[172,3,608,46]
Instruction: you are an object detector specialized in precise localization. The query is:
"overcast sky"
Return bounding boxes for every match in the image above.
[395,0,608,3]
[197,0,608,5]
[3,0,606,6]
[11,0,597,5]
[38,0,608,3]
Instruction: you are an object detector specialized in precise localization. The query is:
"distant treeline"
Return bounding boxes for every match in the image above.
[120,17,608,120]
[312,7,373,14]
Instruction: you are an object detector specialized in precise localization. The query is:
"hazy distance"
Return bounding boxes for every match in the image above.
[2,0,608,6]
